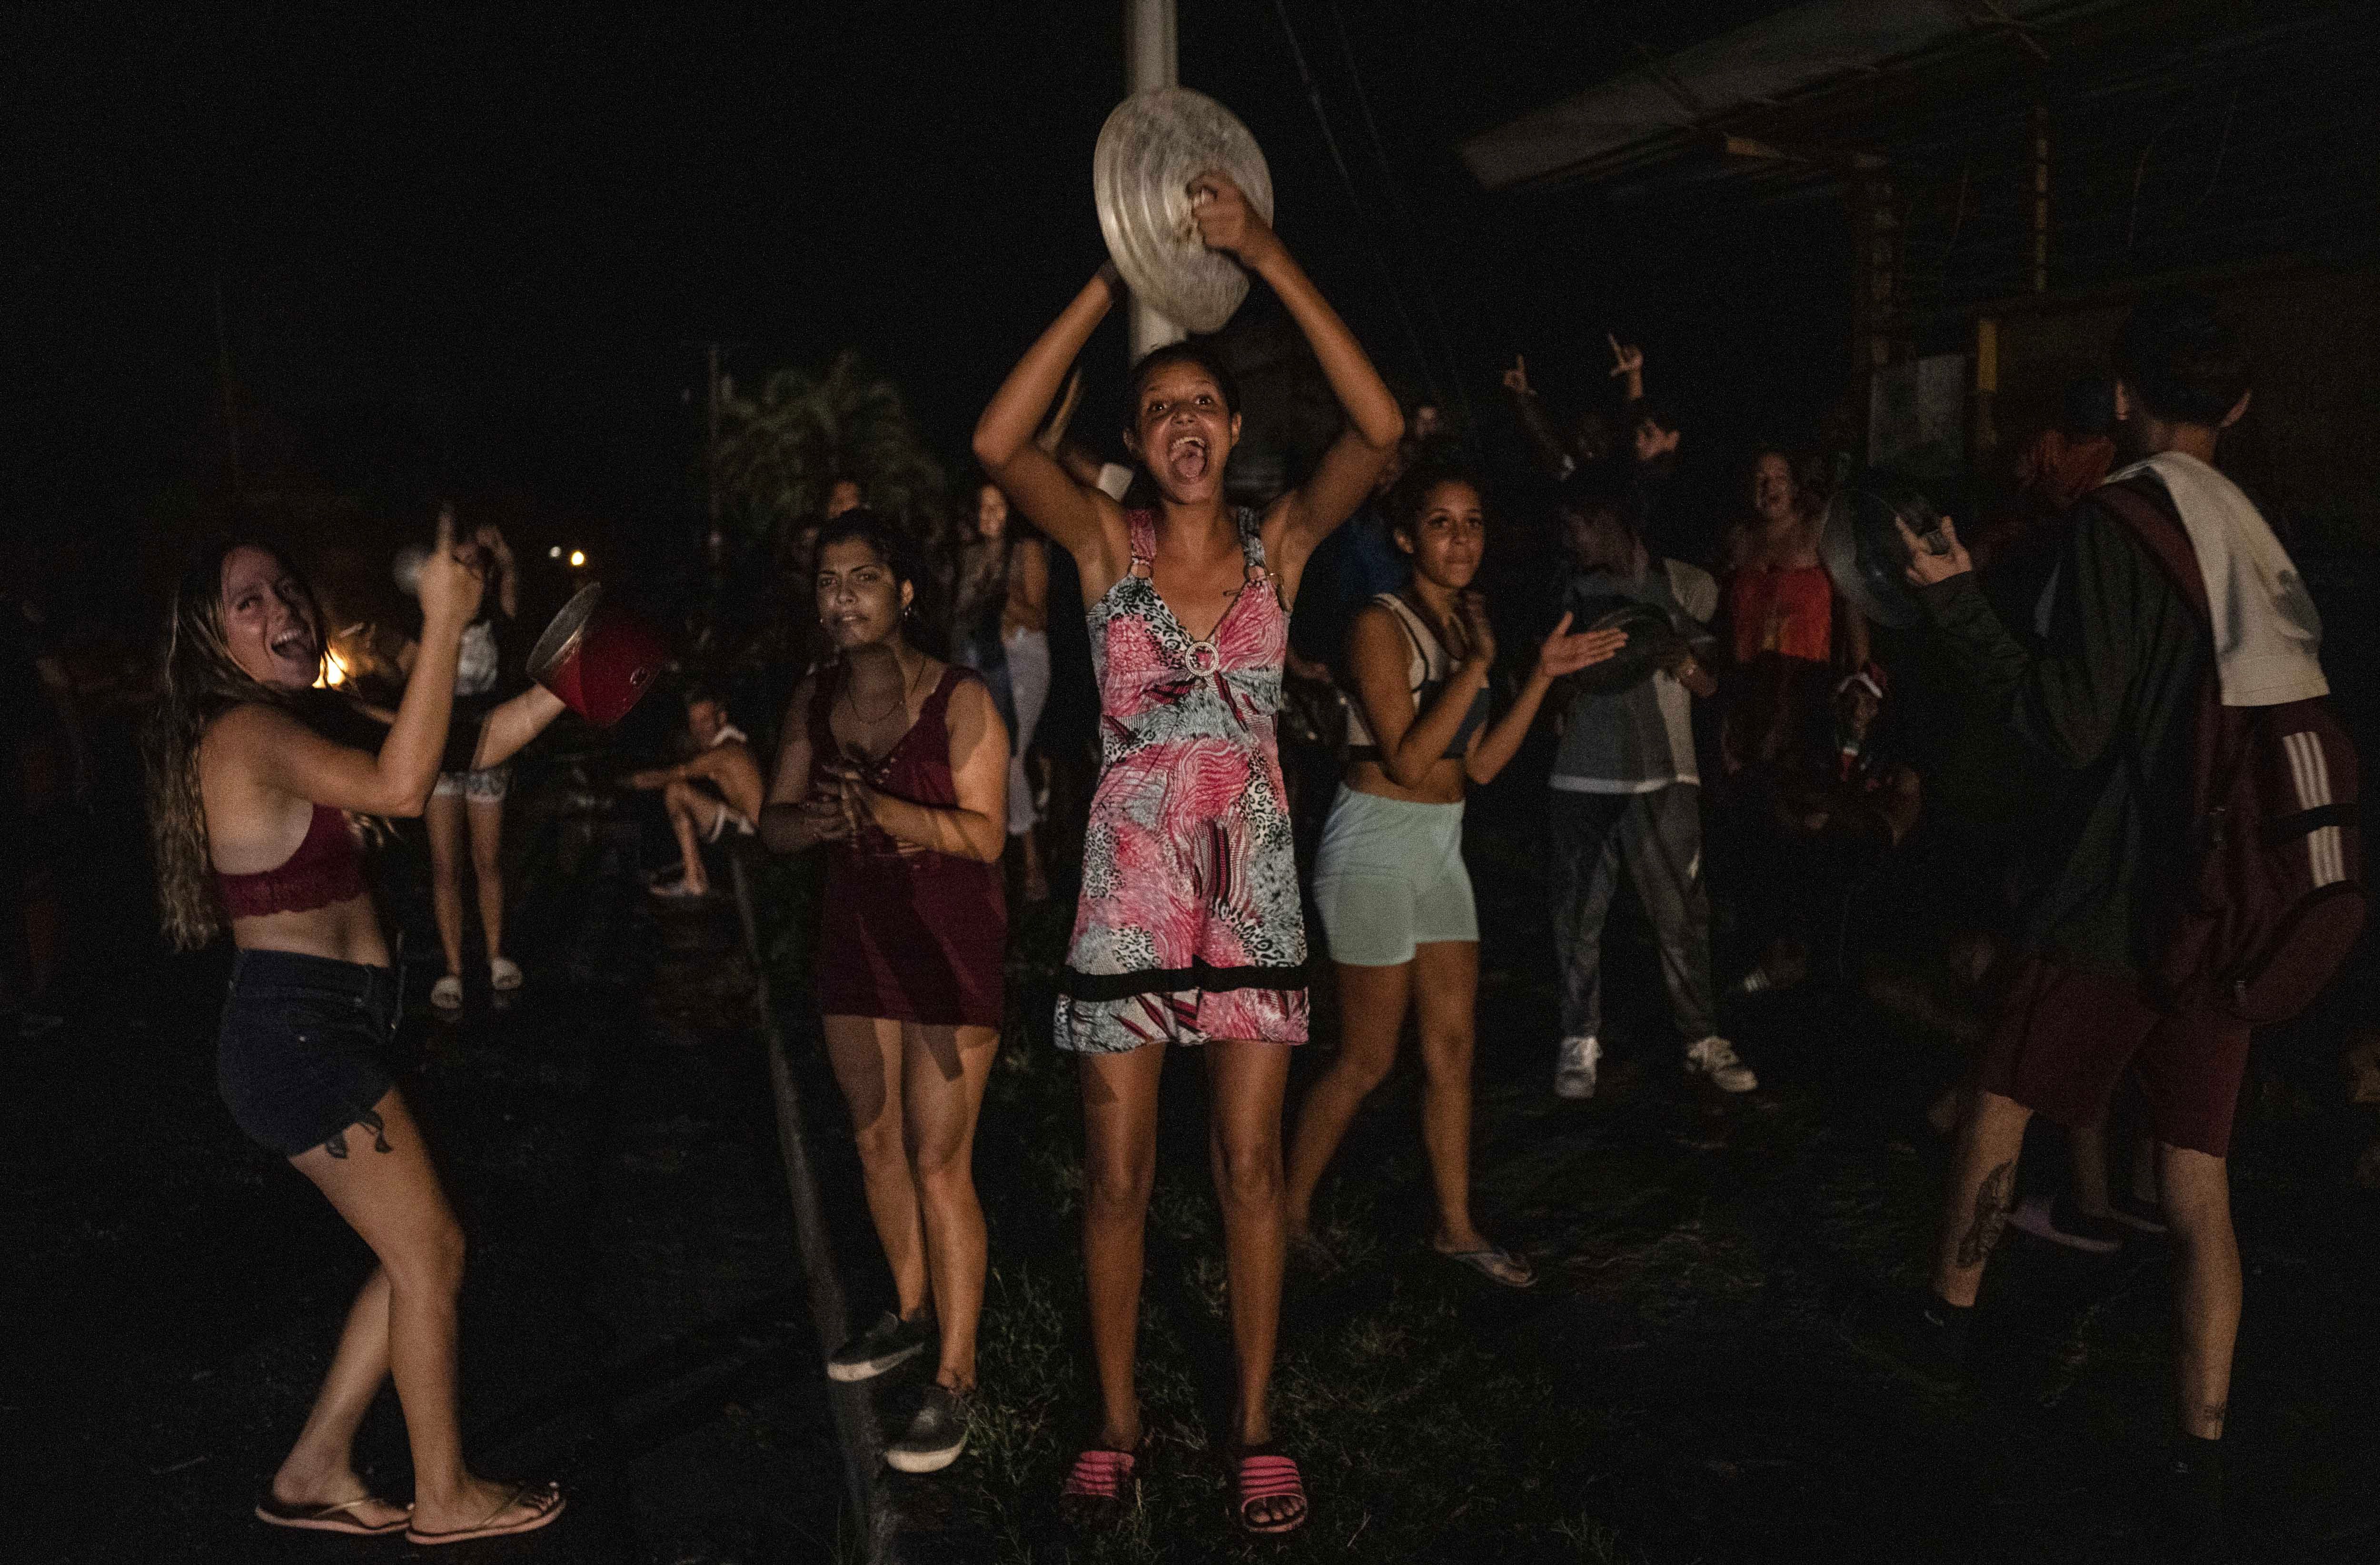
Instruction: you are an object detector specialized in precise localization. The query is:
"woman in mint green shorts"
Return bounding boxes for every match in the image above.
[1284,464,1624,1286]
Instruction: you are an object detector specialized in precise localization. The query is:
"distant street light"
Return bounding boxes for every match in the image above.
[569,550,587,569]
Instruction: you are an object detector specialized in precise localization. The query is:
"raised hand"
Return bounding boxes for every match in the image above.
[1534,612,1629,679]
[1606,334,1644,382]
[1894,514,1971,587]
[416,506,486,630]
[1188,171,1279,267]
[1501,354,1532,397]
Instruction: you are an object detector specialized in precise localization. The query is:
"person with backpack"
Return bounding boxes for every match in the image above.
[1878,294,2357,1556]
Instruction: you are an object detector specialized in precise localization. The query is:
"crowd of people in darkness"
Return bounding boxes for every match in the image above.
[0,164,2342,1558]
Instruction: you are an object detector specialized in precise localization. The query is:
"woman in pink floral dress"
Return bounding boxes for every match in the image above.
[974,172,1401,1535]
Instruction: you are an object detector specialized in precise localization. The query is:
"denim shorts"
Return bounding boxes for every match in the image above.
[432,764,511,804]
[217,949,401,1157]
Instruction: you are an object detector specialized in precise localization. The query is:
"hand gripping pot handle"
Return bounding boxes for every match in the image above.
[526,582,668,728]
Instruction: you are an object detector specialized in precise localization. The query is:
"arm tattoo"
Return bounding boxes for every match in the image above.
[322,1108,395,1160]
[1954,1160,2016,1267]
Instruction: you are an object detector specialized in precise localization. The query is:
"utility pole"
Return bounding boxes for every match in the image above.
[1125,0,1182,363]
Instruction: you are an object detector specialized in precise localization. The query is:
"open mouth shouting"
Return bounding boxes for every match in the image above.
[1166,430,1211,485]
[268,624,317,671]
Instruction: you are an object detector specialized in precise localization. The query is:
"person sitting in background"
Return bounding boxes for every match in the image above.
[1545,476,1755,1101]
[627,688,765,900]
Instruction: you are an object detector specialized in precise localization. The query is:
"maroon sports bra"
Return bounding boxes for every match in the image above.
[216,803,368,918]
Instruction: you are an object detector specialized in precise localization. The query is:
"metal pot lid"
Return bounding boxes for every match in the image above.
[1093,87,1273,336]
[1568,597,1690,697]
[528,582,604,679]
[1819,484,1943,630]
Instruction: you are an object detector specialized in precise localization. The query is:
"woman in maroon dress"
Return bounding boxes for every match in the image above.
[760,509,1009,1475]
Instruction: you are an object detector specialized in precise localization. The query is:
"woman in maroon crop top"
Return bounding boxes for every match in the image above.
[760,508,1008,1476]
[142,512,569,1545]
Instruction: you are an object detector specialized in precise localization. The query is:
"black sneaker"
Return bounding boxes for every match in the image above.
[1847,1288,1971,1396]
[827,1311,934,1383]
[886,1383,970,1474]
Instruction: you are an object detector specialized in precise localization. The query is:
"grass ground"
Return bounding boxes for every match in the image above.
[774,787,2380,1565]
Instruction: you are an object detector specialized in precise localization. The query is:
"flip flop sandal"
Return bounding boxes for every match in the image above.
[1232,1445,1308,1535]
[1059,1446,1140,1529]
[1436,1244,1538,1288]
[405,1480,565,1546]
[648,877,707,900]
[488,957,523,992]
[254,1493,410,1536]
[430,975,464,1011]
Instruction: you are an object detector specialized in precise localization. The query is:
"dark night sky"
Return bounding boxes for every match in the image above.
[10,1,1842,613]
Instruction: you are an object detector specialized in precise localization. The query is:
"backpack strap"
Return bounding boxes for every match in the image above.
[2090,476,2211,626]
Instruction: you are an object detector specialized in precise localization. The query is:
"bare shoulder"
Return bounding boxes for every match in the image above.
[199,700,293,765]
[946,664,1001,719]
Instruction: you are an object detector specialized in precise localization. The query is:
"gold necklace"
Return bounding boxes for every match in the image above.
[842,652,922,726]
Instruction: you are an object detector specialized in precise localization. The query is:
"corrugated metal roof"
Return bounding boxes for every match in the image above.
[1461,0,2089,191]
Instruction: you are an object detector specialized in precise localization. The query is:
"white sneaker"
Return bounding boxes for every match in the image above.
[1554,1036,1601,1099]
[1683,1036,1756,1093]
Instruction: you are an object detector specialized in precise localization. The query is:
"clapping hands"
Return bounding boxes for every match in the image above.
[1535,612,1629,680]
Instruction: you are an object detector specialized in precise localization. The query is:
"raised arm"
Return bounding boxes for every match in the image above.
[1902,511,2135,771]
[1502,355,1576,481]
[1192,178,1402,598]
[468,685,566,770]
[972,270,1130,593]
[218,510,483,817]
[477,524,520,620]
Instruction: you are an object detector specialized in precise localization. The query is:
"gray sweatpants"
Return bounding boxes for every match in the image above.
[1547,783,1716,1045]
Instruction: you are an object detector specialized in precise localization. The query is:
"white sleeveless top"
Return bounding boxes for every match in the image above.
[1343,592,1491,762]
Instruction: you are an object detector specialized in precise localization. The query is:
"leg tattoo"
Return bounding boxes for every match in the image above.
[1955,1160,2016,1268]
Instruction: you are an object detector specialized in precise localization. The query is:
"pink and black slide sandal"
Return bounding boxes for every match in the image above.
[1060,1446,1140,1527]
[1232,1445,1308,1535]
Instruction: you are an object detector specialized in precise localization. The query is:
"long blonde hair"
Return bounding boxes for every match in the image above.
[143,538,328,950]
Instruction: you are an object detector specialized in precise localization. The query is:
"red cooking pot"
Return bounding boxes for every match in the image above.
[527,583,668,727]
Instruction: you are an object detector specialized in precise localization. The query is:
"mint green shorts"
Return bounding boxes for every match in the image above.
[1310,786,1476,967]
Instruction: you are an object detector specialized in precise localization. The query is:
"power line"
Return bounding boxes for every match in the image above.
[1324,0,1477,445]
[1266,0,1446,419]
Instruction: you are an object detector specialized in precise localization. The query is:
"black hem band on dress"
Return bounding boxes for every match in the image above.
[1060,960,1309,1001]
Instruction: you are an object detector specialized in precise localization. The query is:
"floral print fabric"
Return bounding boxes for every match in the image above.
[1054,508,1309,1052]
